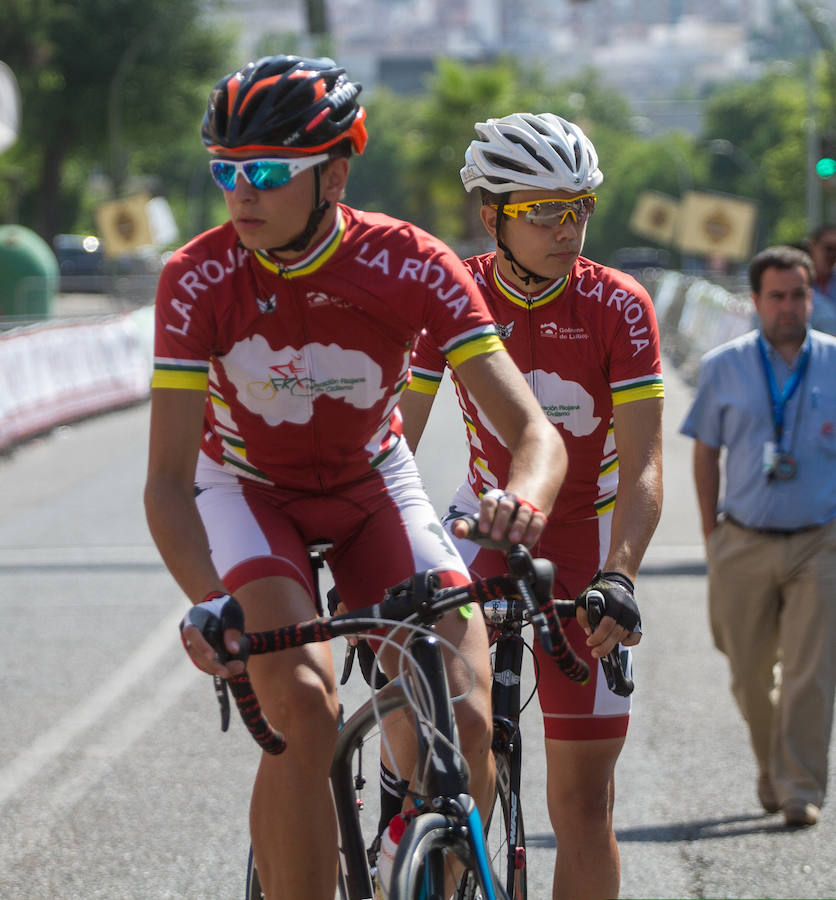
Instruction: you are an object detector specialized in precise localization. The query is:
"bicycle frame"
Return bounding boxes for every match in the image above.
[490,625,527,893]
[332,631,500,900]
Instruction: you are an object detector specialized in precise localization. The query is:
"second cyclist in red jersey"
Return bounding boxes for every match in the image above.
[402,112,664,900]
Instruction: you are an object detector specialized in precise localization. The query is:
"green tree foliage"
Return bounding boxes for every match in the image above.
[0,0,232,241]
[701,65,808,247]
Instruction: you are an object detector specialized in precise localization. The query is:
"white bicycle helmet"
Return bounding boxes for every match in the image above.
[460,112,603,194]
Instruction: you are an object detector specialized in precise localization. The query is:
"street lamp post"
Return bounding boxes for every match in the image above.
[706,138,762,253]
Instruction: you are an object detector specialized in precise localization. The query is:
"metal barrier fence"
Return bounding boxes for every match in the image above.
[640,268,752,383]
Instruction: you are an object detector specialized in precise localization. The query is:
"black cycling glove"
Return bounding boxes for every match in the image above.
[180,592,249,662]
[576,570,642,634]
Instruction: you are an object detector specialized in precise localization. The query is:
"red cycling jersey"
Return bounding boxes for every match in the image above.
[410,252,664,739]
[410,253,664,523]
[152,205,503,492]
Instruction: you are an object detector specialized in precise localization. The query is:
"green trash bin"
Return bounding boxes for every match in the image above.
[0,225,59,319]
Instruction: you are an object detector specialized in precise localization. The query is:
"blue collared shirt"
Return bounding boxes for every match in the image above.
[680,328,836,530]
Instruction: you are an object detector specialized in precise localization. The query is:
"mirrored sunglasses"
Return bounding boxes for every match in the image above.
[208,154,331,191]
[494,194,597,227]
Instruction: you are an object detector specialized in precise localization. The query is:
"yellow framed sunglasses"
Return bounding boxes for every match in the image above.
[492,194,597,227]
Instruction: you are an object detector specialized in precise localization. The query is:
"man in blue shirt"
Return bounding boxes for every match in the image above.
[681,245,836,828]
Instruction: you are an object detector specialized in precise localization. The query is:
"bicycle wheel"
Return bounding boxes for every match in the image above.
[457,751,526,900]
[245,846,263,900]
[391,811,502,900]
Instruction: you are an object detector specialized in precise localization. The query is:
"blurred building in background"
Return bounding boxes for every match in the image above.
[210,0,786,135]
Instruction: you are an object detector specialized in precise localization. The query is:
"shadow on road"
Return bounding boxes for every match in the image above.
[526,812,790,849]
[616,812,791,841]
[641,562,707,577]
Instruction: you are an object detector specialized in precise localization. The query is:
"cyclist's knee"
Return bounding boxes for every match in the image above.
[251,653,339,738]
[454,697,493,760]
[547,771,615,835]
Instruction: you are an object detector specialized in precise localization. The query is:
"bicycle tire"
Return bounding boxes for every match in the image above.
[390,811,502,900]
[456,751,526,900]
[245,845,263,900]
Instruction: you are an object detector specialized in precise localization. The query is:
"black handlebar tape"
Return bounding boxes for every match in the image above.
[540,601,591,684]
[226,673,287,755]
[245,617,336,655]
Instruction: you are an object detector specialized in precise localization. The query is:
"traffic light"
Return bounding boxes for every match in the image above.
[816,133,836,180]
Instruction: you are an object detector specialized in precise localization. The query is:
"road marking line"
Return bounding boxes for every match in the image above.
[0,606,186,807]
[45,658,197,815]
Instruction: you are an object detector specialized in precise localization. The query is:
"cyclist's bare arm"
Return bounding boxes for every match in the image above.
[606,396,663,576]
[582,396,663,655]
[450,350,568,547]
[399,388,434,454]
[144,387,244,677]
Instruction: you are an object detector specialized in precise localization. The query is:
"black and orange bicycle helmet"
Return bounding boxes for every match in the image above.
[202,54,368,157]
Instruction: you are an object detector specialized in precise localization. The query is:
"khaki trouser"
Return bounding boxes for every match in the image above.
[707,517,836,808]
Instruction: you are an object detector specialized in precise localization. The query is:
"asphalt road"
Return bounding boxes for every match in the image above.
[0,357,833,899]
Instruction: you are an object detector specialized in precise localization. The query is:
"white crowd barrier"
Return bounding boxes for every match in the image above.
[0,305,154,453]
[0,270,748,454]
[647,270,752,383]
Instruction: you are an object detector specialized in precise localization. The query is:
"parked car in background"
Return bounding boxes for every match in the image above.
[53,234,109,293]
[610,246,672,277]
[53,234,164,302]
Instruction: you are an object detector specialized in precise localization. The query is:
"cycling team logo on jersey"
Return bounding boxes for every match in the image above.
[495,321,515,340]
[257,294,277,314]
[530,370,600,436]
[224,335,386,425]
[306,290,354,310]
[469,370,600,442]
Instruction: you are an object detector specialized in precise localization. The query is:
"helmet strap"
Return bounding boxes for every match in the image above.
[495,205,549,287]
[268,165,330,254]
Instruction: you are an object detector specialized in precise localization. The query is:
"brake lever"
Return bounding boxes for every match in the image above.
[204,622,250,732]
[213,675,231,732]
[585,590,635,697]
[340,641,357,685]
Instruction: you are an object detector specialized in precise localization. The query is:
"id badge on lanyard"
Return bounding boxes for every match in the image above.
[757,336,809,481]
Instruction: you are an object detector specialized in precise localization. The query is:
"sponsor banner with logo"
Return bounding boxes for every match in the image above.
[95,195,155,258]
[675,191,757,262]
[629,190,680,246]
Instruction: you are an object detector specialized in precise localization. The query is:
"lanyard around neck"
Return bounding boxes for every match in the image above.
[756,334,810,446]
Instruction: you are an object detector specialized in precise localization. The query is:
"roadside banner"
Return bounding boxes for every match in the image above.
[675,190,757,262]
[629,190,680,246]
[95,194,154,257]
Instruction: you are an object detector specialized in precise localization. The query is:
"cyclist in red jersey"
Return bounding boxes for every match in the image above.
[143,59,567,900]
[401,113,664,900]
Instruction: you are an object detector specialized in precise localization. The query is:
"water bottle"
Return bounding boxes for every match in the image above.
[374,812,407,899]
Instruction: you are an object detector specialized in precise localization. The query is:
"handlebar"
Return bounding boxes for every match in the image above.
[206,520,590,755]
[461,514,634,697]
